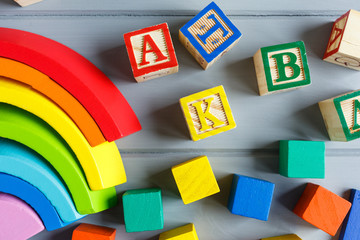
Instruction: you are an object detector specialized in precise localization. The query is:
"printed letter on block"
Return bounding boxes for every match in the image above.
[124,23,178,82]
[179,2,242,69]
[179,85,236,141]
[323,10,360,70]
[253,41,311,96]
[319,89,360,141]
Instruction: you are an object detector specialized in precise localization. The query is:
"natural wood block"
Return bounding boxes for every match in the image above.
[339,189,360,240]
[159,223,199,240]
[261,234,302,240]
[253,41,311,96]
[14,0,43,7]
[172,156,220,205]
[72,223,116,240]
[179,85,236,141]
[179,2,242,70]
[122,188,163,232]
[279,140,325,178]
[323,10,360,70]
[319,89,360,141]
[227,174,275,221]
[124,23,178,82]
[293,183,352,236]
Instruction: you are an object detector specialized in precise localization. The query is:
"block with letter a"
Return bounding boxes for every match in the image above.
[179,85,236,141]
[319,89,360,141]
[124,23,178,82]
[253,41,311,96]
[323,10,360,70]
[179,2,242,70]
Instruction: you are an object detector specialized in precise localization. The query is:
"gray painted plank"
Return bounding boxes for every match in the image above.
[29,153,359,240]
[0,0,359,16]
[1,16,359,151]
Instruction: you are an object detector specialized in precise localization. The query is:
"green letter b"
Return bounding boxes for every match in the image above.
[271,52,301,82]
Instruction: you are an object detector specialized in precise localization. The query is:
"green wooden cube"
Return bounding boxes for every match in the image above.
[253,41,311,96]
[122,188,163,232]
[279,140,325,178]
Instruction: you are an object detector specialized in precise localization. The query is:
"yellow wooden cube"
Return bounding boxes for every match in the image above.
[159,224,199,240]
[172,156,220,204]
[261,234,302,240]
[179,85,236,141]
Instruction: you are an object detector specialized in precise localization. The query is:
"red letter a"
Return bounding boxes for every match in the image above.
[139,34,167,66]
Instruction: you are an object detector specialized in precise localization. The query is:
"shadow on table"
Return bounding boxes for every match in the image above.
[301,22,333,59]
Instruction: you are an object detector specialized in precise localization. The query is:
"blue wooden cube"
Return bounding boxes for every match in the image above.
[122,188,163,232]
[339,189,360,240]
[179,1,242,69]
[227,174,275,221]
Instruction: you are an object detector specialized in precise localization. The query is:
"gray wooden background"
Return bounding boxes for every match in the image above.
[1,0,360,239]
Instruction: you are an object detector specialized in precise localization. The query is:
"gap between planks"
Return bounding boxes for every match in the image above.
[0,10,349,18]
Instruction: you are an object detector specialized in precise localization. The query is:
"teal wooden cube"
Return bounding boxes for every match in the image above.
[279,140,325,178]
[122,188,164,232]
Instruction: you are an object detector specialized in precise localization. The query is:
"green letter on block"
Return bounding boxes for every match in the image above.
[271,52,301,82]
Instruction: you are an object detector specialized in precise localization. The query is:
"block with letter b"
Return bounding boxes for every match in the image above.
[319,90,360,141]
[124,23,178,82]
[323,10,360,70]
[179,85,236,141]
[253,41,311,96]
[179,2,242,70]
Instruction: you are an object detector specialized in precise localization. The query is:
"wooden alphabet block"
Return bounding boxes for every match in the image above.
[14,0,43,7]
[172,156,220,205]
[227,174,275,221]
[319,90,360,141]
[122,188,163,232]
[293,183,352,236]
[179,2,242,69]
[279,140,325,178]
[323,10,360,70]
[261,234,302,240]
[159,223,199,240]
[253,41,311,96]
[179,85,236,141]
[124,23,178,82]
[72,223,116,240]
[339,189,360,240]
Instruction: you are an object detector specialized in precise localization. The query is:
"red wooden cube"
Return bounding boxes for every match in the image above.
[124,23,178,82]
[72,223,116,240]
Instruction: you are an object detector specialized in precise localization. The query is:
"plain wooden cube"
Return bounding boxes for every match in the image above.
[319,89,360,141]
[179,2,242,70]
[253,41,311,96]
[159,223,199,240]
[227,174,275,221]
[72,223,116,240]
[261,234,302,240]
[279,140,325,178]
[323,10,360,70]
[124,23,178,82]
[122,188,164,232]
[339,189,360,240]
[172,156,220,204]
[14,0,43,7]
[293,183,352,236]
[179,85,236,141]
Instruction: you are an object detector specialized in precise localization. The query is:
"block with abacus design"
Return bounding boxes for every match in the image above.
[253,41,311,96]
[124,23,178,82]
[319,90,360,141]
[179,2,242,70]
[179,85,236,141]
[323,10,360,70]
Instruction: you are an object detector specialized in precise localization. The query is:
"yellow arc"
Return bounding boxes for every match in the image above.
[0,76,126,190]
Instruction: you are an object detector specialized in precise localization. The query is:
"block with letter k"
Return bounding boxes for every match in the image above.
[179,2,242,69]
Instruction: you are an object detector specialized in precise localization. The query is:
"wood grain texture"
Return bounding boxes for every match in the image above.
[159,223,199,240]
[72,223,116,240]
[323,10,360,70]
[172,156,220,204]
[293,183,352,236]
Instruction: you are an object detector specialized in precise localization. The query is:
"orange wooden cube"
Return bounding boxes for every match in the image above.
[293,183,351,236]
[72,223,116,240]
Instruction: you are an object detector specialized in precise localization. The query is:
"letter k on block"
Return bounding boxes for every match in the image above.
[180,85,236,141]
